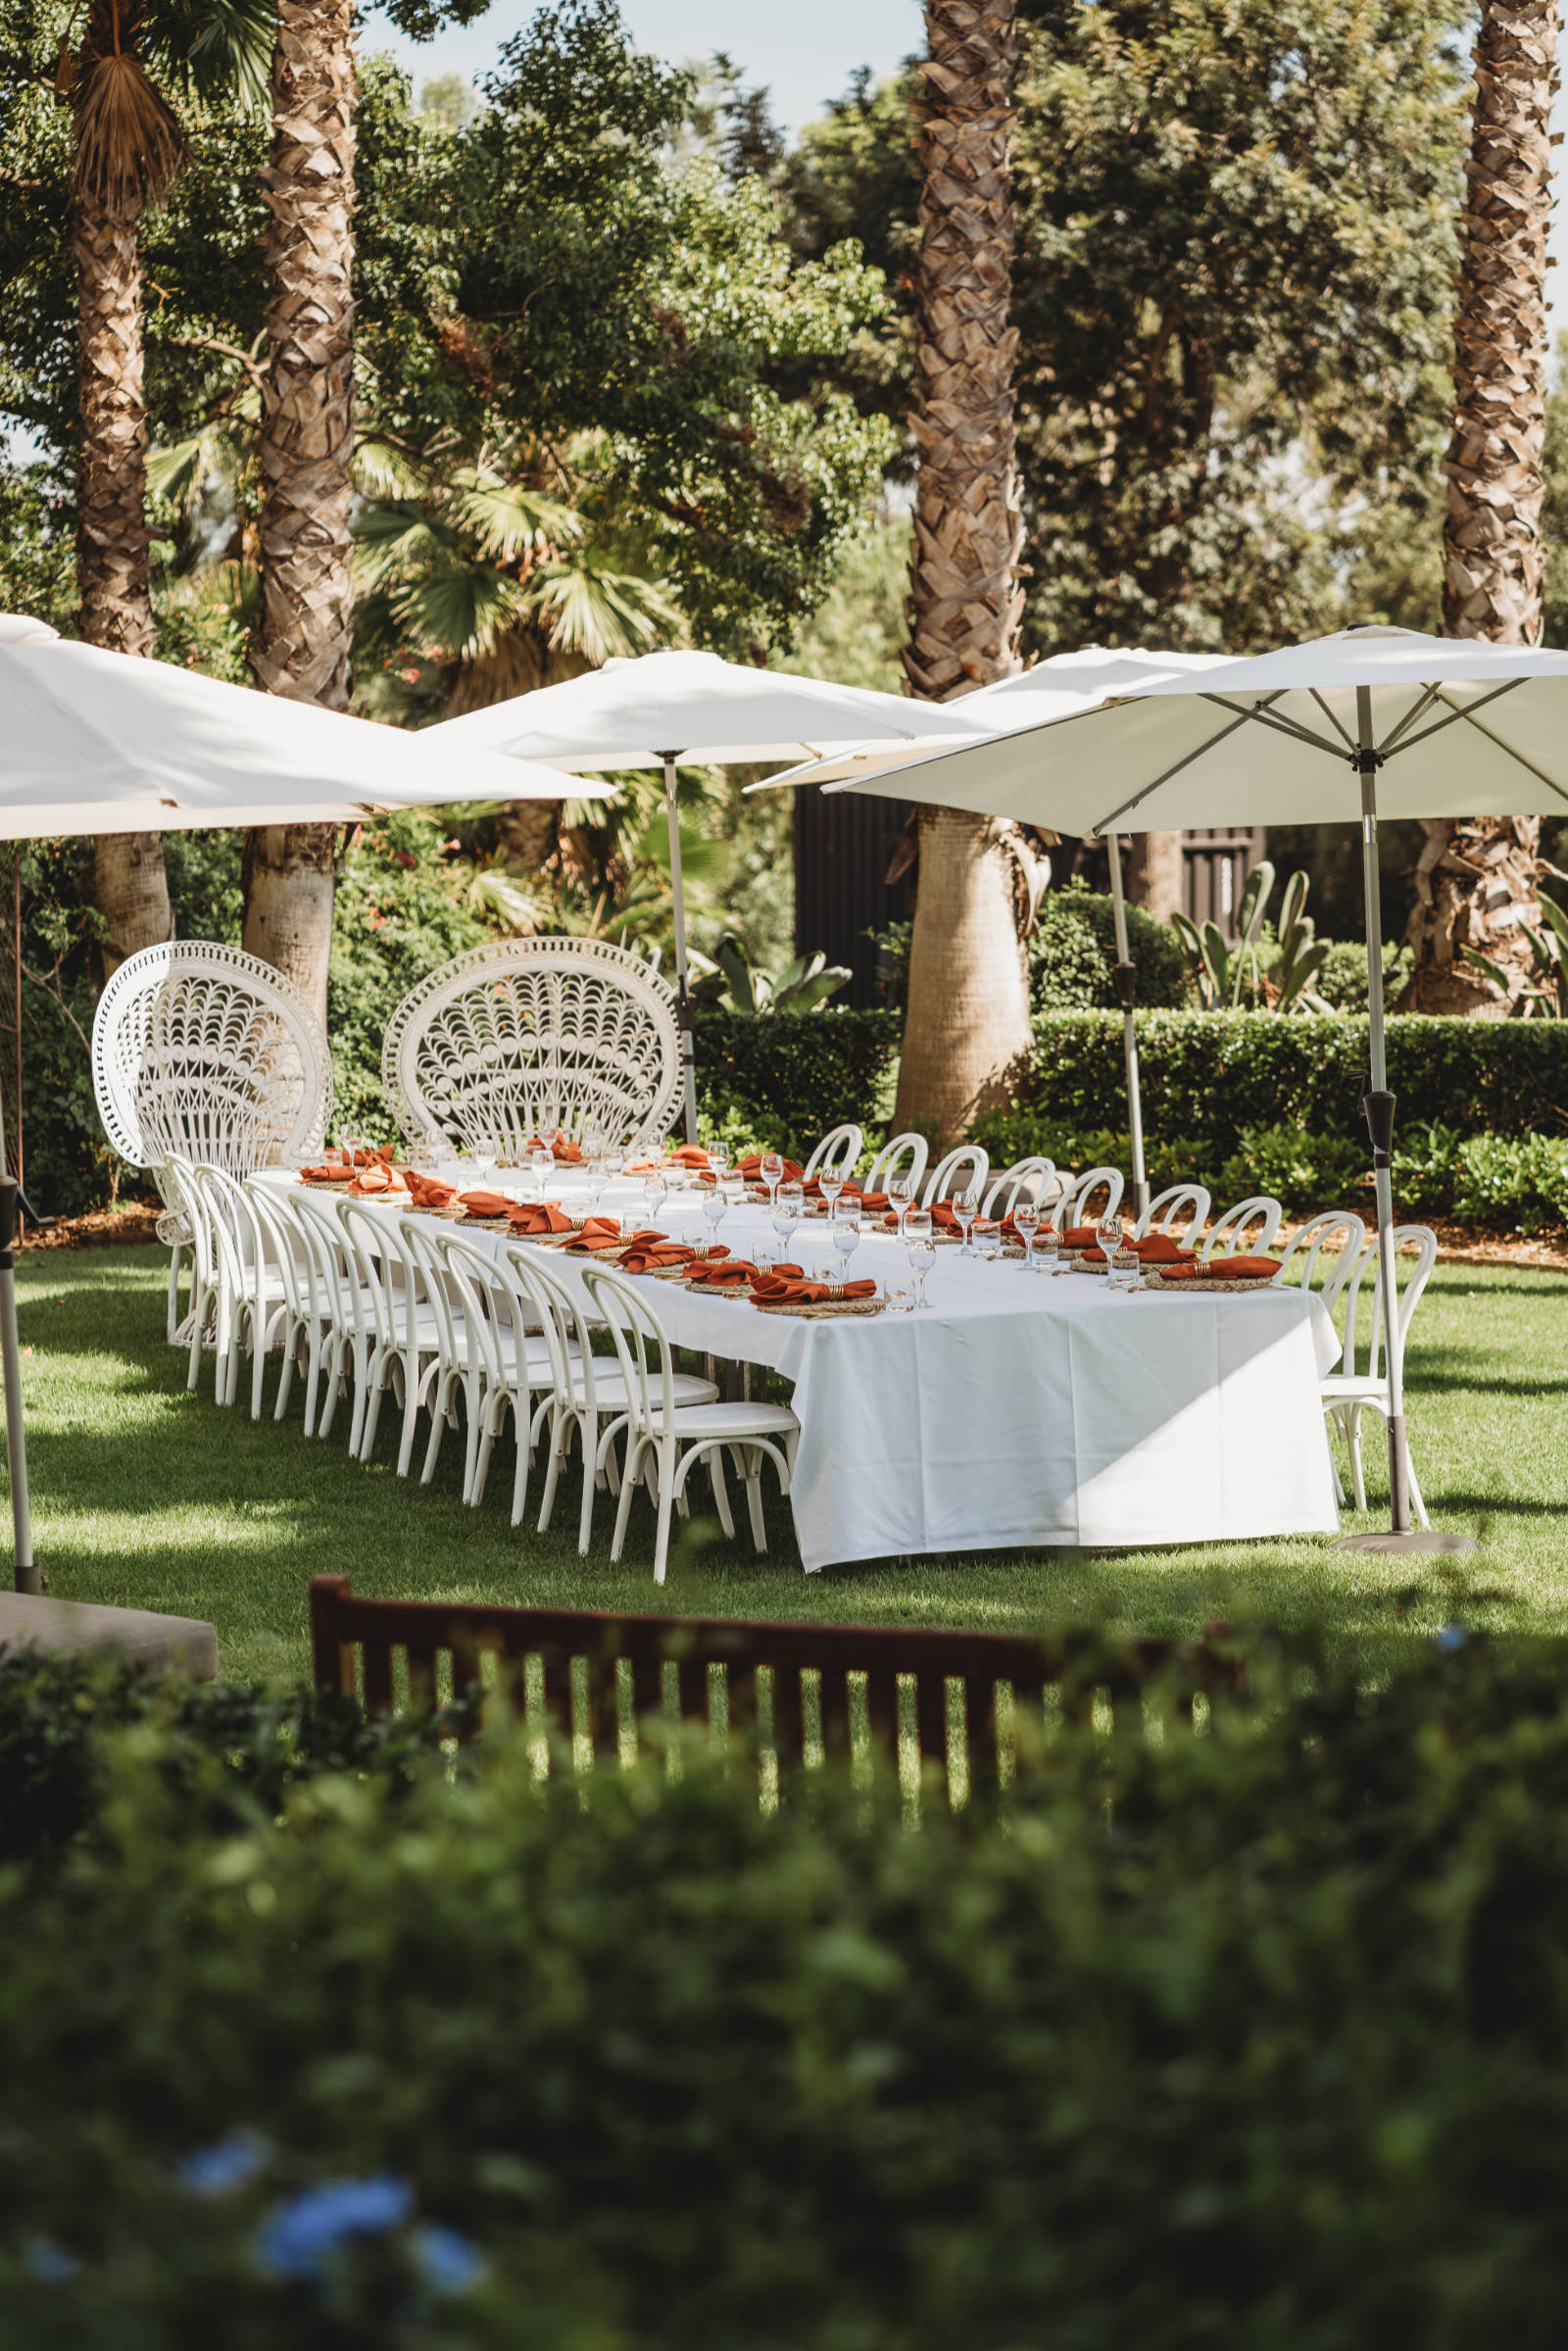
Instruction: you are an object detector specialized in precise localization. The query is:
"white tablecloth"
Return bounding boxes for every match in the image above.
[271,1177,1342,1571]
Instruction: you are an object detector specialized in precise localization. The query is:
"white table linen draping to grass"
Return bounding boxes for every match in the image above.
[297,1183,1342,1572]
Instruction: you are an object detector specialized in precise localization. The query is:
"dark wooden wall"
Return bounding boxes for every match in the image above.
[792,786,913,1009]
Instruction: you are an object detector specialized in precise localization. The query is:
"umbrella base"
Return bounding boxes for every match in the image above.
[1333,1528,1480,1556]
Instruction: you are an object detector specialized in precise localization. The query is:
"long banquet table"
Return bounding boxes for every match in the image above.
[288,1176,1344,1572]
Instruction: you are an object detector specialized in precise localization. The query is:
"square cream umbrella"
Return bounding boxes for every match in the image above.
[820,623,1568,1554]
[426,651,992,1140]
[765,648,1230,1213]
[0,616,603,1593]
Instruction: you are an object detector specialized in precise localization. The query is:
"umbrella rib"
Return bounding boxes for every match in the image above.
[1199,695,1345,757]
[1377,683,1443,754]
[1092,703,1262,832]
[1307,689,1357,752]
[1381,678,1526,758]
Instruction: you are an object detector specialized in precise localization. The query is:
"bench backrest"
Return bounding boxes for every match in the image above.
[311,1577,1240,1805]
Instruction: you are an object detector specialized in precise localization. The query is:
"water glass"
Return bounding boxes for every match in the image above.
[1012,1200,1040,1269]
[817,1169,845,1216]
[830,1197,861,1282]
[1034,1225,1061,1276]
[887,1175,913,1236]
[701,1184,728,1255]
[954,1187,980,1255]
[904,1208,935,1308]
[1097,1210,1122,1270]
[882,1277,915,1315]
[643,1170,668,1223]
[772,1186,802,1254]
[760,1150,784,1207]
[708,1140,731,1181]
[972,1221,1001,1264]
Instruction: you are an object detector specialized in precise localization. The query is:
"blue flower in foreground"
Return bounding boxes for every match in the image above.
[1435,1623,1468,1653]
[255,2177,414,2280]
[23,2239,78,2283]
[178,2130,270,2198]
[411,2223,487,2297]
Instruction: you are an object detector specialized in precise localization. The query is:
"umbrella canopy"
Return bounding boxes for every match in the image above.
[826,626,1568,832]
[426,650,989,1142]
[426,648,988,769]
[756,646,1226,793]
[0,618,594,837]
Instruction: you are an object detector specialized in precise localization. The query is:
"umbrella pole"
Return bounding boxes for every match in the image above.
[1336,690,1475,1556]
[1105,832,1150,1219]
[662,754,700,1147]
[0,1094,35,1592]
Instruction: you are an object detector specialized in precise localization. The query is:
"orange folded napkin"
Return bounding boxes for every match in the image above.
[738,1153,805,1182]
[1205,1255,1281,1281]
[687,1257,763,1288]
[458,1190,518,1218]
[668,1145,710,1169]
[348,1163,408,1198]
[402,1169,457,1209]
[508,1200,573,1236]
[298,1163,349,1183]
[857,1192,891,1214]
[551,1135,584,1164]
[1134,1232,1195,1264]
[561,1217,629,1253]
[1059,1225,1103,1249]
[617,1240,698,1274]
[929,1201,962,1233]
[751,1273,876,1305]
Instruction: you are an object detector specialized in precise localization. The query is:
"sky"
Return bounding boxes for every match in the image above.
[368,0,924,137]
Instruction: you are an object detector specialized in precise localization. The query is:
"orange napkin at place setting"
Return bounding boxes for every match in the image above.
[1059,1225,1102,1249]
[618,1239,698,1274]
[668,1145,711,1169]
[458,1190,518,1219]
[402,1169,457,1209]
[551,1135,584,1164]
[1205,1255,1281,1281]
[929,1201,963,1234]
[856,1192,891,1214]
[348,1162,409,1198]
[751,1272,876,1305]
[298,1162,350,1183]
[737,1153,806,1183]
[509,1200,573,1236]
[561,1217,628,1253]
[687,1257,764,1288]
[1134,1232,1195,1264]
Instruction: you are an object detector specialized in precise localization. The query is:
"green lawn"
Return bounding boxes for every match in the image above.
[10,1244,1566,1684]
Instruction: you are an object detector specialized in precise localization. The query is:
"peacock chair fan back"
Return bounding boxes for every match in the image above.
[92,941,333,1178]
[381,938,681,1158]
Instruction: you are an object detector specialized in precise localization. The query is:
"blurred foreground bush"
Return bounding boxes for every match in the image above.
[7,1632,1568,2341]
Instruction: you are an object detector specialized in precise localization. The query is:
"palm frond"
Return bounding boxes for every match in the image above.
[152,0,272,112]
[449,468,582,562]
[73,49,183,208]
[351,501,455,593]
[395,563,527,662]
[354,438,428,500]
[529,551,681,665]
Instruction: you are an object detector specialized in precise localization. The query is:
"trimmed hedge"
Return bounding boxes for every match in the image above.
[1014,1011,1568,1158]
[15,1636,1568,2341]
[693,1006,902,1151]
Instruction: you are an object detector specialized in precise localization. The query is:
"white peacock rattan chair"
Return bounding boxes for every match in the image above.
[92,941,332,1341]
[381,938,682,1160]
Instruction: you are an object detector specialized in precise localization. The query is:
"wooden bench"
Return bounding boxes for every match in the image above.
[311,1576,1239,1803]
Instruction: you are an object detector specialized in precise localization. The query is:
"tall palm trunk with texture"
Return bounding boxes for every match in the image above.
[894,0,1031,1143]
[244,0,357,1026]
[1407,0,1560,1015]
[71,0,175,972]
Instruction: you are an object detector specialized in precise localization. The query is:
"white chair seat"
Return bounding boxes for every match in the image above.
[1320,1373,1394,1406]
[648,1398,800,1439]
[572,1367,718,1410]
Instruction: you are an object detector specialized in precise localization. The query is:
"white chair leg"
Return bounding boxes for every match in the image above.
[652,1439,676,1586]
[611,1435,643,1563]
[708,1445,736,1539]
[537,1406,568,1535]
[166,1248,183,1346]
[250,1312,268,1421]
[577,1414,598,1556]
[274,1322,297,1422]
[743,1448,767,1552]
[510,1405,533,1528]
[1346,1405,1366,1511]
[1404,1437,1430,1529]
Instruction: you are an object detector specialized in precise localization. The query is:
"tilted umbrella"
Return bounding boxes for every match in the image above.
[426,651,990,1141]
[823,622,1568,1554]
[771,648,1230,1214]
[0,616,597,1594]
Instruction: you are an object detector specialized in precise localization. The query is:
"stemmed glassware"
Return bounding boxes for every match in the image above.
[1012,1199,1040,1271]
[1034,1222,1061,1277]
[1097,1208,1121,1272]
[760,1150,785,1211]
[816,1164,845,1218]
[887,1174,914,1239]
[829,1196,861,1288]
[904,1207,935,1308]
[700,1182,728,1259]
[642,1167,668,1225]
[953,1187,980,1255]
[708,1139,731,1183]
[772,1182,803,1259]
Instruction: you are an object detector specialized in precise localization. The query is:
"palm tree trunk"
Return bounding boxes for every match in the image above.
[1413,0,1561,1015]
[1124,831,1184,923]
[894,0,1030,1143]
[244,0,358,1025]
[74,185,172,972]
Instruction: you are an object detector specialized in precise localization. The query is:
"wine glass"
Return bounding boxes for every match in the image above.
[760,1150,784,1210]
[643,1167,668,1225]
[771,1192,800,1257]
[954,1187,980,1256]
[1035,1222,1061,1277]
[830,1197,861,1288]
[708,1139,731,1181]
[887,1174,914,1239]
[338,1128,364,1171]
[904,1208,935,1309]
[1012,1199,1040,1271]
[817,1167,845,1219]
[1097,1209,1122,1281]
[700,1183,728,1259]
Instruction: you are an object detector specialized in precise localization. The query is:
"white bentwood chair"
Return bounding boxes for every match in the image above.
[923,1144,990,1207]
[1051,1164,1125,1231]
[192,1163,296,1418]
[1200,1196,1285,1262]
[1133,1184,1211,1248]
[863,1131,930,1199]
[332,1197,451,1474]
[1320,1224,1438,1526]
[804,1124,863,1183]
[511,1244,719,1556]
[427,1229,578,1517]
[983,1156,1058,1221]
[1277,1209,1367,1313]
[581,1263,800,1586]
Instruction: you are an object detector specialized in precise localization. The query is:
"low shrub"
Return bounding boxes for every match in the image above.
[1392,1124,1568,1234]
[693,1006,901,1156]
[12,1635,1568,2342]
[1029,883,1192,1011]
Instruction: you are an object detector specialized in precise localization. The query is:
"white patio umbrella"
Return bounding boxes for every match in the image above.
[426,650,993,1141]
[824,622,1568,1554]
[0,616,598,1595]
[767,648,1231,1214]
